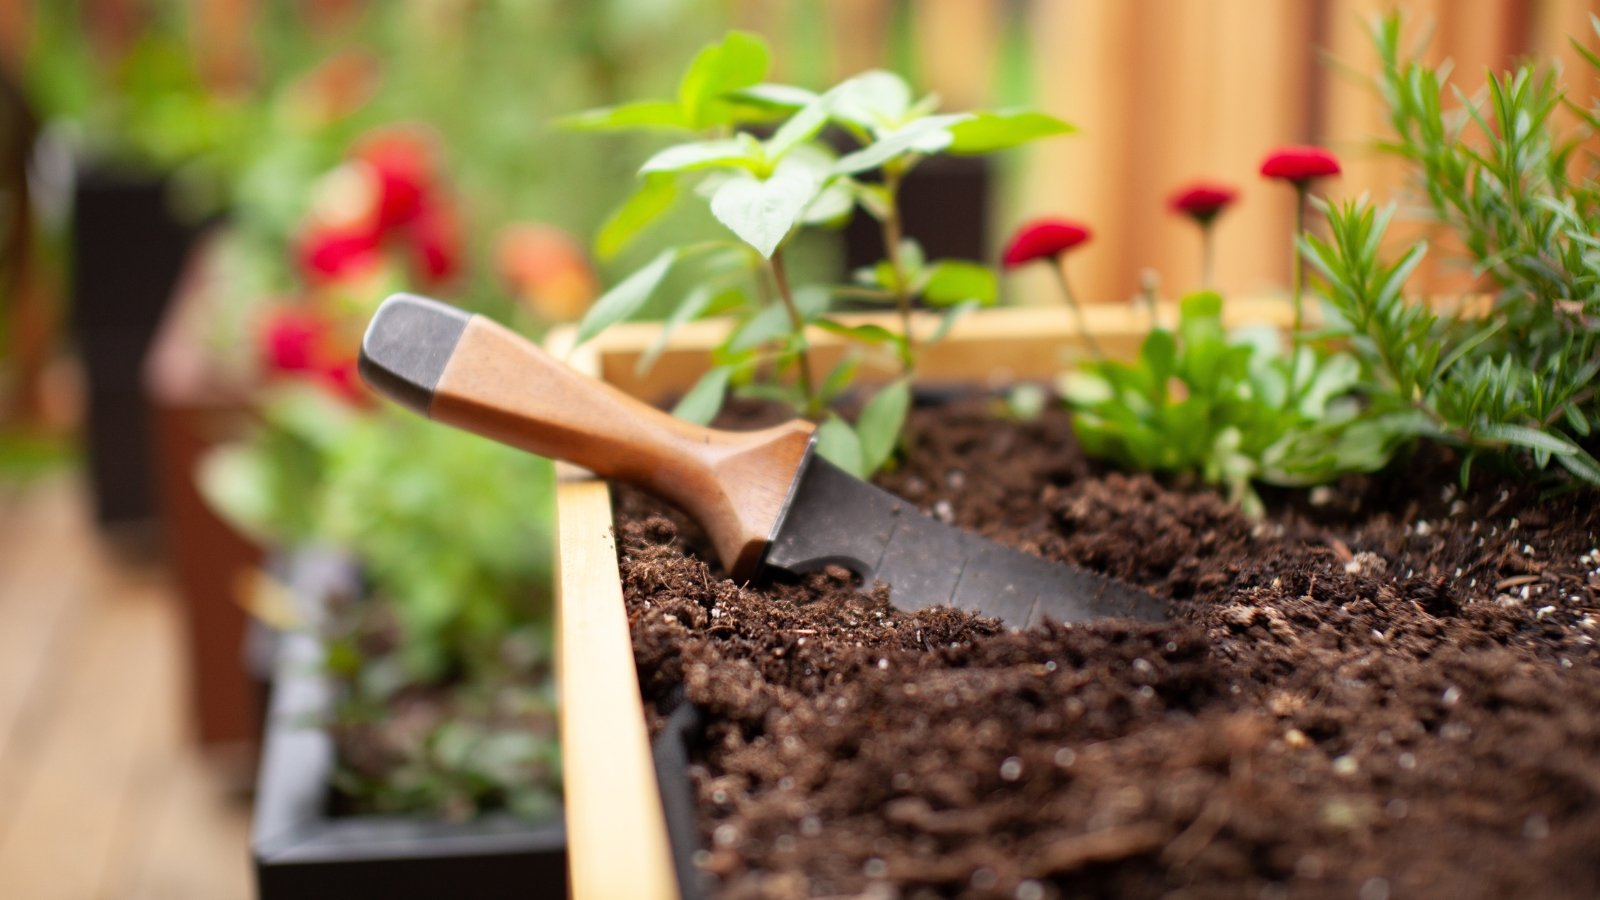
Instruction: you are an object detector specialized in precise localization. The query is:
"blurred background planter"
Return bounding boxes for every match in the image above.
[144,234,267,752]
[253,551,566,900]
[73,166,205,530]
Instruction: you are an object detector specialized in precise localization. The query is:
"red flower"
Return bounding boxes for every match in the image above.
[1260,146,1341,184]
[405,201,462,287]
[1002,218,1092,268]
[298,223,383,285]
[260,308,328,372]
[1168,182,1237,223]
[353,126,439,229]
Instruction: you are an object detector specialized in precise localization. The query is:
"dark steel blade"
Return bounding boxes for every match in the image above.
[762,455,1167,626]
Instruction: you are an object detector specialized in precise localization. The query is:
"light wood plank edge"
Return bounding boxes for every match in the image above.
[555,479,679,900]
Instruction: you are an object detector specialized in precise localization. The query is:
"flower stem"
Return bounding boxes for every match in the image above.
[880,166,915,374]
[1201,223,1216,291]
[1285,184,1307,410]
[769,249,819,418]
[1051,260,1103,359]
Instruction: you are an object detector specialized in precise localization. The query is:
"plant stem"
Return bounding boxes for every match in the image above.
[880,166,915,374]
[769,249,820,417]
[1285,184,1307,410]
[1201,223,1216,291]
[1051,260,1103,359]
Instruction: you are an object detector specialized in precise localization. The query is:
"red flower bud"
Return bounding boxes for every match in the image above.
[1168,182,1237,223]
[1002,218,1092,268]
[1260,146,1341,185]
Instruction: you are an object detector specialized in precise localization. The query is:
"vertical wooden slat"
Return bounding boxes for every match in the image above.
[913,0,1002,109]
[556,479,678,900]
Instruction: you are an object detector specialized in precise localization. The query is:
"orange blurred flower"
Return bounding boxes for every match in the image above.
[493,223,600,321]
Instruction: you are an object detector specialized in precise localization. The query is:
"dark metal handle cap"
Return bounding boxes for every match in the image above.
[358,293,473,416]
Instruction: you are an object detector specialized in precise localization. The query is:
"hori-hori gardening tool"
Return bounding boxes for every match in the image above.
[359,294,1167,626]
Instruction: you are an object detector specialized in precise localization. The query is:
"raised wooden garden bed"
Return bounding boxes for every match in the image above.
[551,301,1292,899]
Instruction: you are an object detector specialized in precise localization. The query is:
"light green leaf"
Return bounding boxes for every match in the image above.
[816,415,865,478]
[946,110,1074,154]
[672,366,732,425]
[832,114,972,175]
[639,138,761,175]
[831,70,913,130]
[802,177,855,226]
[1477,423,1576,455]
[637,284,736,375]
[556,100,688,132]
[733,83,820,110]
[819,356,861,403]
[766,92,834,160]
[927,299,979,345]
[678,31,771,129]
[857,379,910,475]
[921,260,997,306]
[596,175,679,260]
[709,169,820,257]
[576,248,678,345]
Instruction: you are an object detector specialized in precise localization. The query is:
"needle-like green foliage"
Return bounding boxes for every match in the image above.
[1299,14,1600,487]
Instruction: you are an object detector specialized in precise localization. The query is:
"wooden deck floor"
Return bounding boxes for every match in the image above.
[0,476,253,900]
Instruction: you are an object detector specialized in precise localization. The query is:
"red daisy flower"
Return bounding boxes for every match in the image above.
[1003,218,1092,268]
[1260,146,1341,184]
[1168,182,1238,222]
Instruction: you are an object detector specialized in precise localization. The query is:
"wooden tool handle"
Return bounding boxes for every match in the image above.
[359,293,816,576]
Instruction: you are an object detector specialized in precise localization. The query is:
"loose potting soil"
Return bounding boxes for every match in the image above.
[616,399,1600,900]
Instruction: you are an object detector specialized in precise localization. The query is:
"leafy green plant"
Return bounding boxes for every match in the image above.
[564,31,1070,477]
[1062,292,1368,515]
[202,387,560,818]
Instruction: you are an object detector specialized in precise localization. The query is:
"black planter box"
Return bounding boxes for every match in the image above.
[70,168,202,526]
[253,554,567,900]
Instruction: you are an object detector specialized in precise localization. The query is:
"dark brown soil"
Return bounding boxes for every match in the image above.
[616,399,1600,900]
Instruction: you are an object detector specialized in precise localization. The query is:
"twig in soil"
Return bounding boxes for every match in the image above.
[1161,796,1232,867]
[1495,574,1542,590]
[1027,823,1168,876]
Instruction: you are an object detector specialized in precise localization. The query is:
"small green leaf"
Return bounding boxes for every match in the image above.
[816,319,898,344]
[946,110,1074,154]
[921,260,997,306]
[832,115,971,175]
[678,32,770,129]
[673,366,732,425]
[815,415,865,478]
[637,284,735,375]
[639,139,761,175]
[709,169,821,257]
[575,248,678,345]
[1476,423,1576,455]
[556,100,688,132]
[765,92,834,160]
[857,379,911,475]
[732,83,820,110]
[819,356,860,404]
[927,300,979,346]
[596,175,679,260]
[831,70,913,130]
